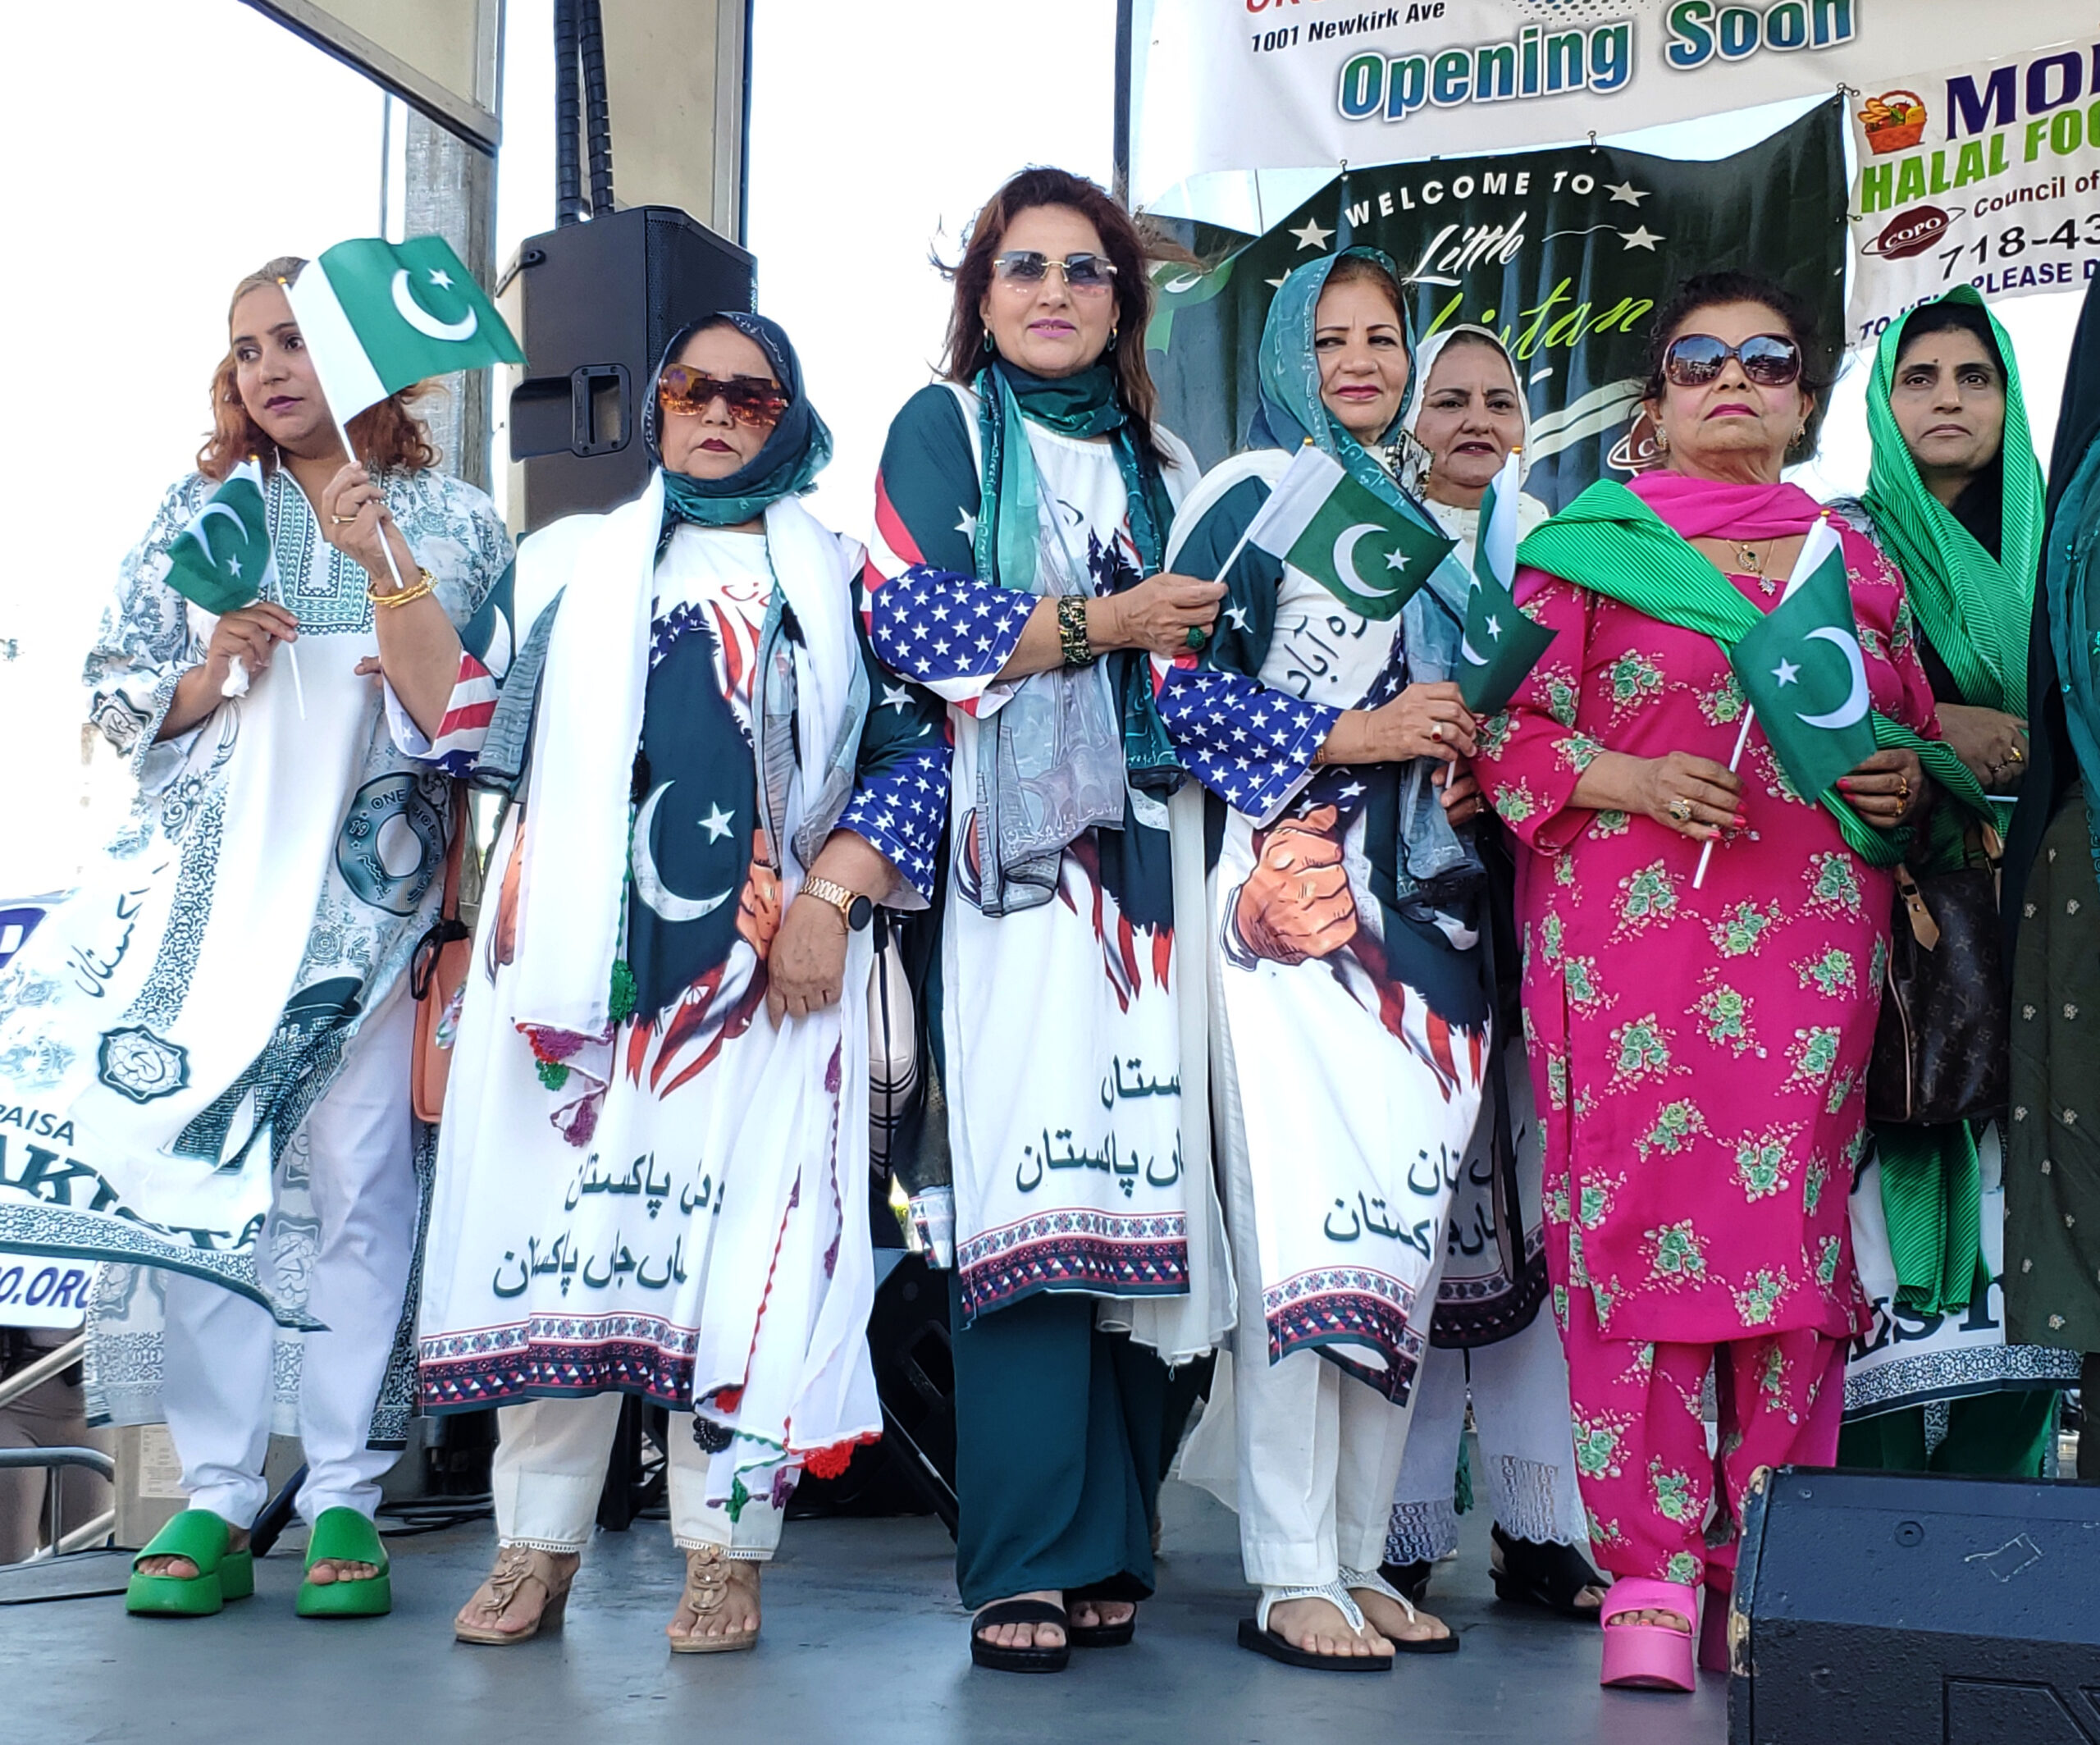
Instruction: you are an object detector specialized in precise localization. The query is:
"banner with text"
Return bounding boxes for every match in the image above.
[1148,101,1844,509]
[1133,0,2095,207]
[1846,39,2100,348]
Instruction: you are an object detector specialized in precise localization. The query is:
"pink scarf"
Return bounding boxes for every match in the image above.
[1630,469,1822,542]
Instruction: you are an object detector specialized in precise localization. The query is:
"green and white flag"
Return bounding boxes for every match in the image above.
[286,235,524,423]
[1244,443,1453,622]
[165,459,275,618]
[1458,450,1556,715]
[1730,520,1878,803]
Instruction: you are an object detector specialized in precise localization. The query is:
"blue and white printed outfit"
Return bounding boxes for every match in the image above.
[0,462,512,1528]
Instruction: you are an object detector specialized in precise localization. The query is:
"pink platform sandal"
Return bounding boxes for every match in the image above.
[1599,1577,1697,1692]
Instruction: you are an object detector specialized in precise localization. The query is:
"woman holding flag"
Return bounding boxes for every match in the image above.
[1473,271,1970,1690]
[0,254,514,1619]
[861,167,1233,1674]
[1380,326,1609,1624]
[1829,288,2076,1478]
[1162,248,1491,1669]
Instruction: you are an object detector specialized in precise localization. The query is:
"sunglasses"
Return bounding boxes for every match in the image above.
[1663,332,1803,389]
[991,250,1119,295]
[656,365,789,427]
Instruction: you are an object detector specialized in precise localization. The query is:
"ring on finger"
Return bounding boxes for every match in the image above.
[1667,797,1694,825]
[1431,722,1444,742]
[329,514,358,525]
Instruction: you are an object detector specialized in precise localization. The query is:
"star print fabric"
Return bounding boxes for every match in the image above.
[1472,518,1936,1349]
[864,565,1037,714]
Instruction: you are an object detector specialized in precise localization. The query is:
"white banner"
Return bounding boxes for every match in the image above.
[1132,1,2097,207]
[1845,40,2100,349]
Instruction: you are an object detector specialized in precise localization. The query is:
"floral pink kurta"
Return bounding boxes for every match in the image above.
[1474,523,1938,1350]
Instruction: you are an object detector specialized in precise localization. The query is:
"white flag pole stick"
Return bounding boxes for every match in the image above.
[1690,516,1839,890]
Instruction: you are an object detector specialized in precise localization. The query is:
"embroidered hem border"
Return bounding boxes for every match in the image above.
[1431,1228,1550,1349]
[1843,1341,2082,1418]
[418,1312,702,1411]
[1263,1266,1426,1403]
[956,1210,1189,1321]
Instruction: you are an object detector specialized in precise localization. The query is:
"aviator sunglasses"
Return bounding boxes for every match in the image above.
[1663,332,1803,390]
[656,365,789,427]
[991,250,1120,294]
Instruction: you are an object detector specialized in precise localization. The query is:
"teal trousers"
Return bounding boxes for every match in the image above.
[949,1280,1167,1612]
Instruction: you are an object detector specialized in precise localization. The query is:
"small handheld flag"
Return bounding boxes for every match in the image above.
[1457,451,1556,715]
[1243,444,1453,623]
[1729,536,1878,804]
[285,236,524,423]
[166,459,275,619]
[164,459,302,712]
[1692,515,1867,888]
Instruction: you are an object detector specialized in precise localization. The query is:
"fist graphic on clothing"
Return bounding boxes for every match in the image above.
[1233,804,1358,966]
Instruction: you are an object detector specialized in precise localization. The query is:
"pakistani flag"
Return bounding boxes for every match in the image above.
[286,236,524,423]
[1458,451,1556,715]
[165,459,276,617]
[1244,443,1453,622]
[1730,526,1877,802]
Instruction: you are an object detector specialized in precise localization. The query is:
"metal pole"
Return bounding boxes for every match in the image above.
[0,1336,84,1413]
[1112,0,1134,205]
[404,109,498,491]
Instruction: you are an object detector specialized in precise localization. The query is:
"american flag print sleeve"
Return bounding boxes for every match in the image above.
[838,601,947,907]
[863,384,1035,715]
[1153,473,1341,828]
[381,541,518,778]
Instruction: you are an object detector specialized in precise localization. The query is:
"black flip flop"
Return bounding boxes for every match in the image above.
[1067,1610,1136,1649]
[969,1599,1071,1674]
[1236,1616,1393,1673]
[1490,1525,1609,1622]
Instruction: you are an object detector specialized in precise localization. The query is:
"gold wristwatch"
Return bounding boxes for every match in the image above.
[801,875,872,932]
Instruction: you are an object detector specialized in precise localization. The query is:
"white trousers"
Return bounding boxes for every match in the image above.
[1385,1304,1591,1565]
[1220,1131,1442,1587]
[491,1392,785,1559]
[159,983,418,1528]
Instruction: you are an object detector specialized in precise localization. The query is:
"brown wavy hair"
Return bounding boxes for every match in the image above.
[939,167,1172,460]
[198,255,441,481]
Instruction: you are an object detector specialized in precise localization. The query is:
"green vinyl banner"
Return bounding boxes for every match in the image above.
[1147,98,1846,511]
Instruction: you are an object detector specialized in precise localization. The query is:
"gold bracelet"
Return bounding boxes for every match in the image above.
[368,566,436,609]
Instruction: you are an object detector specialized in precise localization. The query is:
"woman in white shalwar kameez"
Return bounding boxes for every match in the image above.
[419,315,932,1653]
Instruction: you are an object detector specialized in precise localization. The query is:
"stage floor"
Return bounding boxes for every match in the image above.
[2,1474,1726,1743]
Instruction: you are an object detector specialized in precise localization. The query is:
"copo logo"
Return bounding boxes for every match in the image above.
[1861,204,1965,262]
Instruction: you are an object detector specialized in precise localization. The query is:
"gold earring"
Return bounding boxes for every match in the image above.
[1794,423,1806,441]
[1655,427,1670,452]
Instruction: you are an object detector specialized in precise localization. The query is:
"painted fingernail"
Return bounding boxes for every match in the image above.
[1836,779,1853,792]
[1732,815,1747,829]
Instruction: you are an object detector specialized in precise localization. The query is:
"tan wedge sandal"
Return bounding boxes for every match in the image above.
[667,1544,760,1654]
[454,1545,579,1645]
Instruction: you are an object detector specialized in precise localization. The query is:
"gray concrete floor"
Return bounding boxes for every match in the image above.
[0,1477,1725,1744]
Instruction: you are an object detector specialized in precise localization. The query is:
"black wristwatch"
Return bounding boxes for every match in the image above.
[801,876,872,931]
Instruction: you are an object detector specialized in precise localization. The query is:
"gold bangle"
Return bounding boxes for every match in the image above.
[368,566,436,609]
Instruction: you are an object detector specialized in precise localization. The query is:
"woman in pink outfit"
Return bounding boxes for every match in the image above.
[1471,272,1941,1691]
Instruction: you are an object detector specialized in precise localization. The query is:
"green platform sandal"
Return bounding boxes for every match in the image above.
[126,1510,254,1617]
[296,1507,392,1619]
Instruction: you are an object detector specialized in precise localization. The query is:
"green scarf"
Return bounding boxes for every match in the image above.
[1862,286,2040,719]
[973,359,1180,787]
[1514,482,1990,865]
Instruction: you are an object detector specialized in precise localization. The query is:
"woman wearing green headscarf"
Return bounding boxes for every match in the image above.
[1831,287,2076,1477]
[1162,247,1489,1669]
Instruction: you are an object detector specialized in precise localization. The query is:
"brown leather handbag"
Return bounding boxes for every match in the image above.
[1865,827,2009,1126]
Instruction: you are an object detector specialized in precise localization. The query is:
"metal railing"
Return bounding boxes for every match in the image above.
[0,1446,116,1563]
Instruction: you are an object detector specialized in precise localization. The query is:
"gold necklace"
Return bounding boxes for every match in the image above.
[1731,538,1779,595]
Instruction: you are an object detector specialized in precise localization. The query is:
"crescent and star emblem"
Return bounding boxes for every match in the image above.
[186,502,254,577]
[1773,627,1870,731]
[390,267,479,342]
[630,782,736,923]
[1331,523,1409,598]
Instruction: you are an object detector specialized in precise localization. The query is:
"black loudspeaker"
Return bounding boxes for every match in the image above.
[1731,1466,2100,1743]
[504,206,756,532]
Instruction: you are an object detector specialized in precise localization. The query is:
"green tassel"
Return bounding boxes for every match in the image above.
[609,958,637,1026]
[536,1058,570,1092]
[1454,1436,1473,1516]
[726,1475,750,1524]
